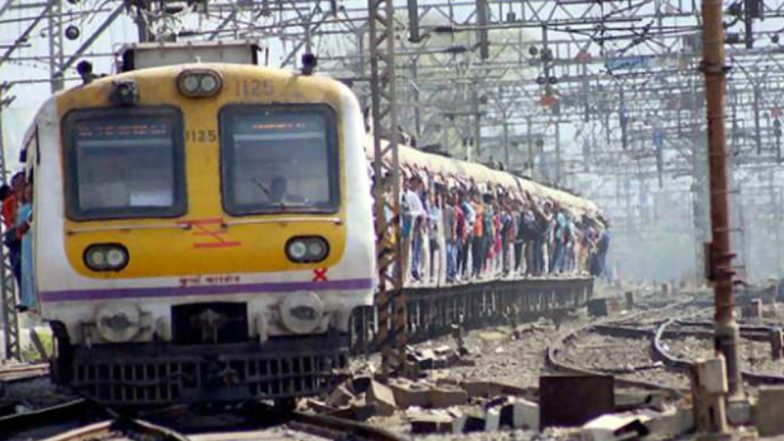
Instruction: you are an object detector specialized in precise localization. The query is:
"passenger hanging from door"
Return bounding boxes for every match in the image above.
[16,177,35,313]
[3,172,24,292]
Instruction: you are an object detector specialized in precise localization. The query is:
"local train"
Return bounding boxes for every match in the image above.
[16,41,599,407]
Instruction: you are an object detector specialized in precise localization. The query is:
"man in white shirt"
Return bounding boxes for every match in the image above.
[400,175,424,282]
[402,177,424,219]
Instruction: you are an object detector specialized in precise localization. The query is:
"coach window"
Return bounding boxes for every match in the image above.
[63,107,186,220]
[219,104,339,215]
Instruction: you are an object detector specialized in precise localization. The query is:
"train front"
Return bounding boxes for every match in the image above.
[34,44,376,407]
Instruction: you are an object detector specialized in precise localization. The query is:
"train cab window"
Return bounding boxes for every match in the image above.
[219,104,339,215]
[63,107,186,220]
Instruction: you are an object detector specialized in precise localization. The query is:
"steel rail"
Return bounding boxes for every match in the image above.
[41,417,189,441]
[139,401,408,441]
[0,362,48,382]
[594,322,773,342]
[2,397,407,441]
[545,328,686,396]
[546,330,684,394]
[545,298,705,397]
[653,319,784,386]
[0,399,103,440]
[2,400,194,441]
[289,410,408,441]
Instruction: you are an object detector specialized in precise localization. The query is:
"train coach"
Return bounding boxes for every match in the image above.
[16,41,601,408]
[20,42,375,407]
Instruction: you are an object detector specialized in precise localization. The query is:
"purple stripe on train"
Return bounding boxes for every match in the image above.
[39,278,375,301]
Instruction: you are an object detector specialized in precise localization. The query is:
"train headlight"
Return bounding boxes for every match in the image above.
[307,240,326,259]
[87,249,107,268]
[285,237,329,263]
[287,240,308,261]
[84,244,129,272]
[181,74,200,95]
[95,304,141,342]
[200,74,219,94]
[177,69,222,98]
[111,79,139,106]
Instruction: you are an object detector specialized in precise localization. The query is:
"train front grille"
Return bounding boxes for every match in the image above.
[69,336,348,406]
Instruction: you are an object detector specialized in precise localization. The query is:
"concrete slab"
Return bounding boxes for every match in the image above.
[389,378,429,409]
[485,407,500,431]
[756,386,784,436]
[581,413,651,441]
[463,409,486,433]
[512,398,540,431]
[643,406,694,440]
[696,357,728,394]
[409,410,453,434]
[429,386,468,408]
[461,380,490,398]
[448,408,467,434]
[325,384,354,408]
[329,398,375,421]
[486,381,533,399]
[367,380,397,416]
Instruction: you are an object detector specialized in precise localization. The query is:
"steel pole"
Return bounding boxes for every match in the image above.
[771,173,781,276]
[368,0,404,376]
[0,89,19,361]
[555,120,561,185]
[701,0,742,396]
[503,118,509,166]
[135,7,149,42]
[527,115,534,178]
[471,87,480,161]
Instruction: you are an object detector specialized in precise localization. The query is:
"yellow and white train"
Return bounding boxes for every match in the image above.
[19,41,600,407]
[22,42,375,406]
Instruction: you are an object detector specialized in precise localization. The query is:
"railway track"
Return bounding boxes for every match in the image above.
[7,288,771,440]
[42,418,187,441]
[0,398,406,441]
[546,325,687,395]
[545,299,708,394]
[139,401,407,440]
[0,399,110,441]
[653,319,784,386]
[592,322,773,342]
[547,298,784,399]
[0,363,49,383]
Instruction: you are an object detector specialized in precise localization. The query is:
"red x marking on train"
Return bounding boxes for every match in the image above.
[180,218,242,249]
[313,268,328,282]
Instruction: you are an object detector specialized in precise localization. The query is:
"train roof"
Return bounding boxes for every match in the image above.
[117,40,263,72]
[365,136,600,216]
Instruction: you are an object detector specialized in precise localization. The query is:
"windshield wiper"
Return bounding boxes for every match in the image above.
[252,177,271,198]
[253,177,289,210]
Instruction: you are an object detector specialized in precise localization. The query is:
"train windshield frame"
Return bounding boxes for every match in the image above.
[63,106,187,221]
[219,104,340,216]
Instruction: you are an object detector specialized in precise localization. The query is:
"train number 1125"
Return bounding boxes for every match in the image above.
[185,129,217,143]
[235,79,274,97]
